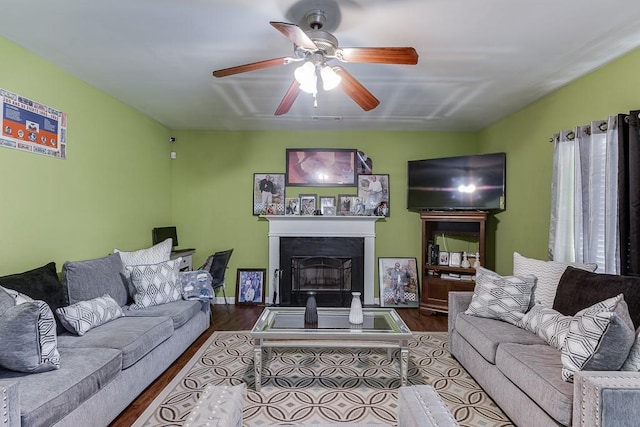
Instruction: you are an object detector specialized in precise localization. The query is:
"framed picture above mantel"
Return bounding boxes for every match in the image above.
[285,148,357,186]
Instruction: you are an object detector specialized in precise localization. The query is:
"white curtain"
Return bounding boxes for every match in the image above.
[548,117,620,273]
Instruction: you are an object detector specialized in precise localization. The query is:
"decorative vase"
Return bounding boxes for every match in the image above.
[473,252,481,269]
[304,292,318,324]
[461,252,471,268]
[349,292,363,325]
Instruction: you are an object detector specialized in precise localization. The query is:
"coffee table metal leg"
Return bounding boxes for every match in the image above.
[254,340,262,391]
[400,340,409,386]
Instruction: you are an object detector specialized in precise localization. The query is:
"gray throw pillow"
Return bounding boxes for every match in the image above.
[0,301,60,373]
[56,294,124,336]
[0,287,14,315]
[127,259,182,310]
[63,253,129,306]
[561,294,636,382]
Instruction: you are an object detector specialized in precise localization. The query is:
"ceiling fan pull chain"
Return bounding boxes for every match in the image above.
[313,92,318,108]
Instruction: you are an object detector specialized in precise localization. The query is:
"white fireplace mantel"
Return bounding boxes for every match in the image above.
[264,216,382,305]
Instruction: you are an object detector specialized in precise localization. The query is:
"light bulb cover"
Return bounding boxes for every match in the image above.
[321,65,341,90]
[294,62,317,94]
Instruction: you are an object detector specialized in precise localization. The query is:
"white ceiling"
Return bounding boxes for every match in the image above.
[2,0,640,132]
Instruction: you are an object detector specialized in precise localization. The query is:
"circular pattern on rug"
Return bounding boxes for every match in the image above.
[132,331,514,426]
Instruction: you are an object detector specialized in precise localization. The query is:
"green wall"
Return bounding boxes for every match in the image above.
[0,37,173,274]
[170,131,477,297]
[478,46,640,273]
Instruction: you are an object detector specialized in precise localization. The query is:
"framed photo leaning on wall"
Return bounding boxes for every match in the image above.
[253,173,285,216]
[378,257,420,308]
[299,194,317,216]
[235,268,266,305]
[357,174,390,216]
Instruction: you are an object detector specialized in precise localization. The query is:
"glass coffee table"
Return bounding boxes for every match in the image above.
[250,306,413,391]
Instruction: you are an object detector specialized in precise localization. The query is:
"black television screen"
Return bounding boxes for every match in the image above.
[407,152,506,211]
[152,226,178,247]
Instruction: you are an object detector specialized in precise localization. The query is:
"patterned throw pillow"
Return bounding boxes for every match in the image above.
[127,259,182,310]
[518,303,572,350]
[513,252,597,308]
[465,266,536,325]
[0,301,60,373]
[114,238,173,273]
[56,294,124,336]
[561,294,636,382]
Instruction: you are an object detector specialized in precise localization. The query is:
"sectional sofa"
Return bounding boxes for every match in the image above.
[0,241,210,427]
[448,253,640,427]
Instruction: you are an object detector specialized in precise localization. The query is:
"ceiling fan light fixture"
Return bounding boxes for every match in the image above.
[321,65,341,90]
[294,61,317,93]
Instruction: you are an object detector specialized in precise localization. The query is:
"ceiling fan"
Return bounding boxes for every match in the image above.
[212,9,418,115]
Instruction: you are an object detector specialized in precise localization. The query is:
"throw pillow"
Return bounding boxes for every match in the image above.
[0,300,60,373]
[0,285,33,306]
[62,253,129,307]
[114,238,173,297]
[0,261,67,334]
[465,266,536,325]
[0,287,15,315]
[518,303,572,350]
[56,294,124,336]
[127,258,182,310]
[622,328,640,371]
[513,252,597,308]
[561,294,636,382]
[553,267,640,328]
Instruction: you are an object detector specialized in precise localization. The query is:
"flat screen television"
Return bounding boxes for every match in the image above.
[407,152,506,211]
[152,226,178,247]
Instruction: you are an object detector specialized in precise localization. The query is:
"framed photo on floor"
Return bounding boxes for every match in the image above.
[378,257,420,308]
[235,268,266,305]
[253,173,285,216]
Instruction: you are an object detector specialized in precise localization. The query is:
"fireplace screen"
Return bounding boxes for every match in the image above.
[291,256,352,304]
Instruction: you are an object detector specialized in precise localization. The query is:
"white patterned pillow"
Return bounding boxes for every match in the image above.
[561,294,636,382]
[513,252,597,308]
[465,266,536,325]
[0,301,60,373]
[56,294,124,336]
[518,303,572,350]
[127,259,182,310]
[114,238,172,276]
[0,285,34,305]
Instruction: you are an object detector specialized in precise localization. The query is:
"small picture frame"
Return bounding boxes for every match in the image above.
[235,268,266,305]
[449,252,462,267]
[285,197,300,215]
[438,251,450,266]
[322,206,336,216]
[253,173,285,216]
[299,194,317,216]
[378,257,420,308]
[337,194,356,216]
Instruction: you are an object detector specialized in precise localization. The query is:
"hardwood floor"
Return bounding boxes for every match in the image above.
[109,304,448,426]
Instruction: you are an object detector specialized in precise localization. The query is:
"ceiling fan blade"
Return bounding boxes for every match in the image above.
[270,22,318,51]
[337,47,418,65]
[275,80,301,116]
[333,66,380,111]
[213,57,291,78]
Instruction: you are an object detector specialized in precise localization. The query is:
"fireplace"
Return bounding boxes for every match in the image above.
[280,237,364,307]
[264,216,380,306]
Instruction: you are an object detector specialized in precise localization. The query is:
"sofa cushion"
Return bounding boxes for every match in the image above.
[124,299,202,329]
[496,343,573,426]
[127,259,182,310]
[0,262,67,334]
[518,303,572,350]
[465,266,536,326]
[56,294,124,336]
[513,252,597,308]
[57,315,173,369]
[561,294,635,381]
[455,313,546,364]
[0,301,60,373]
[63,253,129,307]
[0,347,122,427]
[553,267,640,328]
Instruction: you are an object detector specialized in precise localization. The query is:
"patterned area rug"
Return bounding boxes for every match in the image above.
[133,331,514,426]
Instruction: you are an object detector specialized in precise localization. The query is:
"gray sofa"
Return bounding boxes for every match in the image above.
[448,291,640,427]
[0,254,209,427]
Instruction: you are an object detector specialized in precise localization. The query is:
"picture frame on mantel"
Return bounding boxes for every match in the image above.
[357,174,390,217]
[378,257,420,308]
[285,148,357,186]
[299,194,317,216]
[253,173,285,216]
